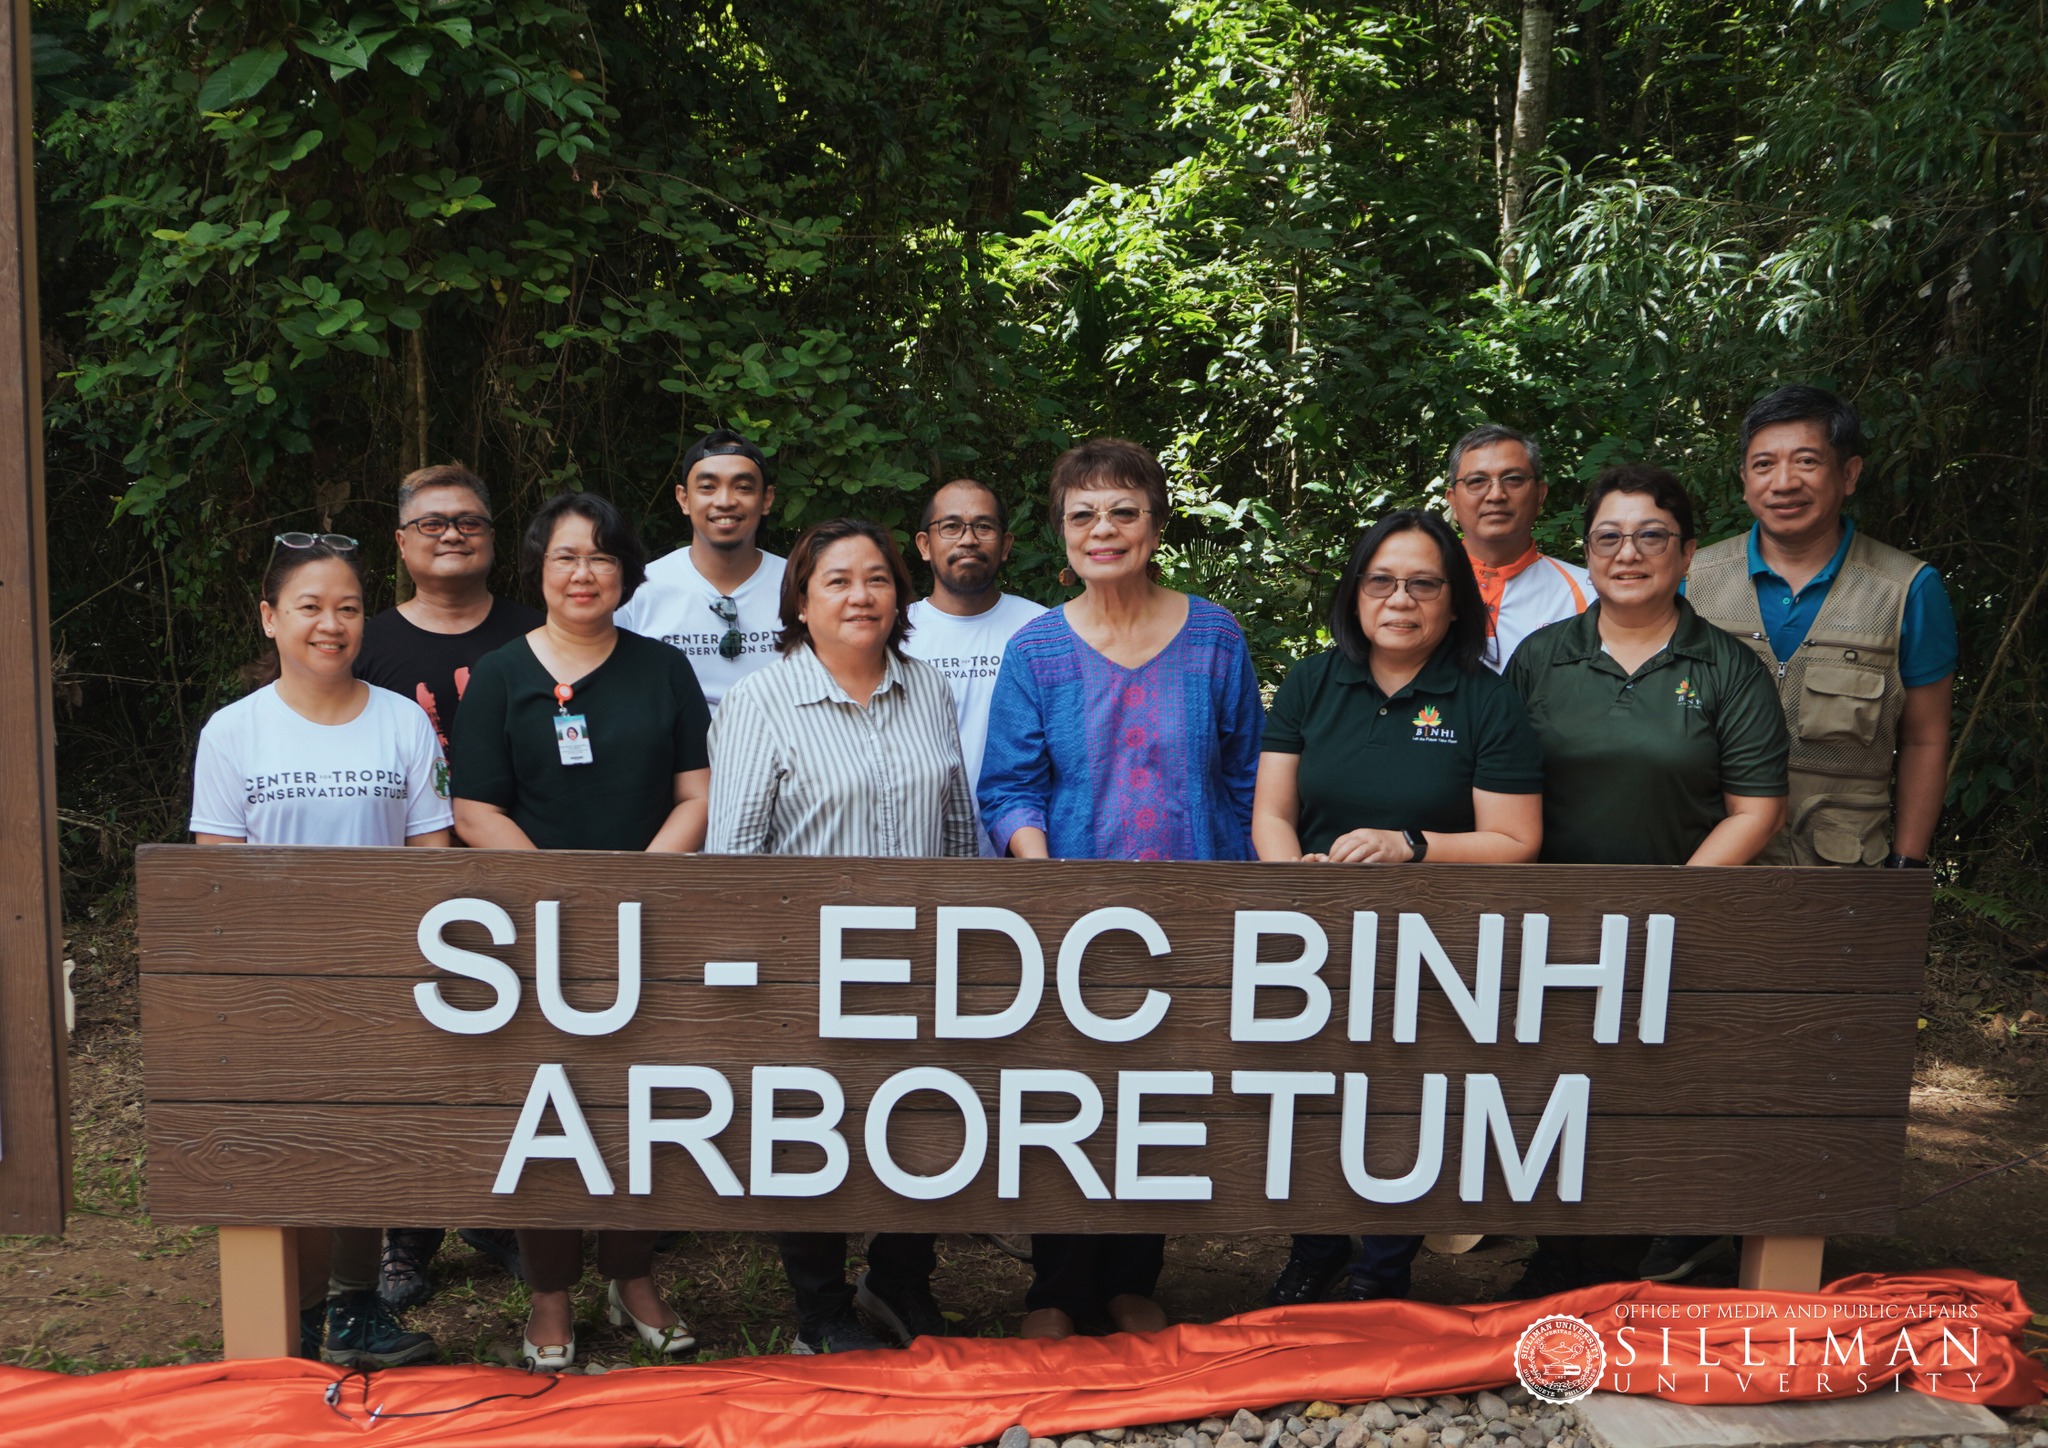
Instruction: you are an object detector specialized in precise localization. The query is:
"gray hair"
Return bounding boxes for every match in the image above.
[1445,425,1543,486]
[396,463,493,518]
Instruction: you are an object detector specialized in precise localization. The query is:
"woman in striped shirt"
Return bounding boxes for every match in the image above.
[707,516,976,1354]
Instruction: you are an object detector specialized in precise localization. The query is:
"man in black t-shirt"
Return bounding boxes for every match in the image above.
[354,463,539,1312]
[356,463,541,751]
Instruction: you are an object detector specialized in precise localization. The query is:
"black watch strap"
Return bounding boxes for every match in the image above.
[1881,853,1929,869]
[1403,829,1429,863]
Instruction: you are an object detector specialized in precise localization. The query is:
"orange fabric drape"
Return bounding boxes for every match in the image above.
[0,1271,2037,1448]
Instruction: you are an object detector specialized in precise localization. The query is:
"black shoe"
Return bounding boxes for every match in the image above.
[1638,1235,1733,1283]
[321,1289,438,1369]
[791,1305,890,1355]
[854,1270,947,1344]
[299,1303,325,1359]
[1502,1245,1588,1301]
[1331,1276,1408,1303]
[379,1228,444,1312]
[455,1227,524,1283]
[1263,1248,1347,1307]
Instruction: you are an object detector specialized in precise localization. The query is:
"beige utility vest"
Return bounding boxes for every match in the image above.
[1687,528,1926,866]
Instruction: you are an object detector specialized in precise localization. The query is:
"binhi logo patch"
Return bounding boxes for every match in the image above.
[1411,703,1458,744]
[1674,677,1702,711]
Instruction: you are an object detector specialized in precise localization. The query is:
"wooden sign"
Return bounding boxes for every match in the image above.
[138,847,1930,1238]
[0,0,70,1237]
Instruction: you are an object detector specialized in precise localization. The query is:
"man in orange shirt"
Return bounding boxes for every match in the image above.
[1445,424,1591,671]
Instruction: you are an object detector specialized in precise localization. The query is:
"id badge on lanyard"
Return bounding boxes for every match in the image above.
[553,683,593,766]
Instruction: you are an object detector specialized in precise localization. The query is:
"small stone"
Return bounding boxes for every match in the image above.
[1201,1424,1229,1438]
[998,1430,1031,1448]
[1097,1433,1127,1444]
[1535,1416,1562,1440]
[1517,1430,1544,1448]
[1435,1397,1466,1416]
[2031,1434,2048,1448]
[1960,1438,1991,1448]
[1232,1412,1266,1440]
[1028,1440,1058,1448]
[1215,1435,1250,1448]
[1305,1404,1341,1422]
[1297,1431,1321,1448]
[1367,1438,1389,1448]
[1330,1426,1368,1448]
[1386,1399,1427,1417]
[1389,1428,1428,1448]
[1287,1418,1308,1436]
[1063,1439,1095,1448]
[1278,1436,1299,1448]
[1486,1424,1516,1439]
[583,1362,610,1374]
[1261,1427,1281,1448]
[1571,1436,1591,1448]
[1360,1403,1399,1432]
[1473,1393,1509,1422]
[1500,1385,1529,1407]
[1441,1429,1468,1448]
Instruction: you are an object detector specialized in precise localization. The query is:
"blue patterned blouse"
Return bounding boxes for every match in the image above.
[977,595,1262,861]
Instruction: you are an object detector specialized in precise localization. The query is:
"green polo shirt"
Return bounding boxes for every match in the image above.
[1262,647,1544,854]
[1506,599,1789,865]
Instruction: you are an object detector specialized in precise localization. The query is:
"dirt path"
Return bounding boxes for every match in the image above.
[4,916,2044,1372]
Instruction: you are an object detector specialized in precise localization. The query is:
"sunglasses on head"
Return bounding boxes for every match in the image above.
[274,532,359,552]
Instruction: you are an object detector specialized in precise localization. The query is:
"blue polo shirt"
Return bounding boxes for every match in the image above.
[1739,520,1958,687]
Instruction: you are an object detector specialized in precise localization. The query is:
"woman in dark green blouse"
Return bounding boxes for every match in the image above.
[1251,509,1544,1309]
[452,491,710,1371]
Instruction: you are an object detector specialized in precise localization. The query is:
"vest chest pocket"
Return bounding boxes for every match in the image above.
[1799,662,1886,748]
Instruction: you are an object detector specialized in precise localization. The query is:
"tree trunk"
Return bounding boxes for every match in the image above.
[1500,0,1557,242]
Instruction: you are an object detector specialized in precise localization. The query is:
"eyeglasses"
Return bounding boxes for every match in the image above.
[708,595,742,660]
[1453,471,1538,496]
[1588,527,1680,557]
[274,532,359,552]
[400,513,493,538]
[1360,572,1447,601]
[1062,505,1152,532]
[542,550,621,576]
[928,518,1002,542]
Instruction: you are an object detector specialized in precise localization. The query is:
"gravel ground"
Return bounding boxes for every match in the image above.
[966,1387,1586,1448]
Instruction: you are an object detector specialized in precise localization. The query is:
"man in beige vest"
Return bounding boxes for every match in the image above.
[1687,385,1956,868]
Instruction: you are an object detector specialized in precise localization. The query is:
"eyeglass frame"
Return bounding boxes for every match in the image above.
[398,512,494,538]
[1358,571,1449,602]
[1452,470,1541,497]
[1061,505,1155,533]
[708,595,743,660]
[274,532,359,552]
[1586,526,1682,558]
[923,517,1004,542]
[541,549,623,576]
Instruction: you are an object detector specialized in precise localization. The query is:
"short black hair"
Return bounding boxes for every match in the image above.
[778,517,916,659]
[1329,509,1488,675]
[521,492,650,605]
[1445,424,1543,484]
[680,428,771,485]
[918,478,1009,536]
[1740,385,1864,463]
[1582,463,1697,542]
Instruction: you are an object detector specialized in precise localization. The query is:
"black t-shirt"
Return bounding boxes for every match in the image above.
[355,596,543,750]
[452,629,711,851]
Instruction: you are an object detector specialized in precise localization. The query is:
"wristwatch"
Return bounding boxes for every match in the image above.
[1881,853,1929,869]
[1403,829,1429,863]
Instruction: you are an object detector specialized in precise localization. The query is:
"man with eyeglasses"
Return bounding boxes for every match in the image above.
[1444,424,1591,671]
[1688,385,1956,870]
[615,429,786,712]
[354,462,539,1313]
[357,464,541,753]
[905,479,1046,857]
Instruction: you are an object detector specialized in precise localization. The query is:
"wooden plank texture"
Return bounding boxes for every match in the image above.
[136,846,1930,1240]
[144,1102,1906,1235]
[0,0,68,1235]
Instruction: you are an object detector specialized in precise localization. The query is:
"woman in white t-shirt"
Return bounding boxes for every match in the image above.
[189,536,451,1369]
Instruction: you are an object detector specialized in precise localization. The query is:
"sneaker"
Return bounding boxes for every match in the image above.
[854,1269,947,1344]
[1262,1248,1347,1307]
[1638,1235,1733,1283]
[791,1305,890,1355]
[1331,1276,1408,1303]
[321,1289,438,1369]
[379,1228,444,1312]
[455,1227,524,1283]
[299,1303,325,1360]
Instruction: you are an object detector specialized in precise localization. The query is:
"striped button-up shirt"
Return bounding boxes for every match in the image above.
[707,644,978,858]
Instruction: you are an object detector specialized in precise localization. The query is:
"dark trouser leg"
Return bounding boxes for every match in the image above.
[778,1232,855,1333]
[593,1230,659,1283]
[1026,1234,1164,1317]
[863,1232,937,1297]
[327,1226,381,1297]
[1288,1233,1354,1273]
[517,1229,587,1295]
[1348,1234,1423,1293]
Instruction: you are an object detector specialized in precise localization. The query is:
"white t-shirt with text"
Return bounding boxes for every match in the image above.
[614,546,787,712]
[189,683,453,845]
[905,592,1048,855]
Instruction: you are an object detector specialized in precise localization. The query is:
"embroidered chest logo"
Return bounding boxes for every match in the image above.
[1410,704,1458,744]
[1674,678,1702,710]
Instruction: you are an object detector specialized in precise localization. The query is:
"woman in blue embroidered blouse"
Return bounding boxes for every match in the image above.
[978,437,1262,1339]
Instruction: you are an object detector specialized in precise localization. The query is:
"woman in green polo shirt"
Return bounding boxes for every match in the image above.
[1505,463,1788,1295]
[1252,508,1544,1307]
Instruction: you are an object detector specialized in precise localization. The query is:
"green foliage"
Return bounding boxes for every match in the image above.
[34,0,2048,899]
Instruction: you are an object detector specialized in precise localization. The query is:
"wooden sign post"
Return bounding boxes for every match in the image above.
[138,848,1931,1358]
[0,0,71,1239]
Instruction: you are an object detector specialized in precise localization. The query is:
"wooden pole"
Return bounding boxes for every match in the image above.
[218,1227,303,1360]
[1739,1234,1826,1292]
[0,0,70,1237]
